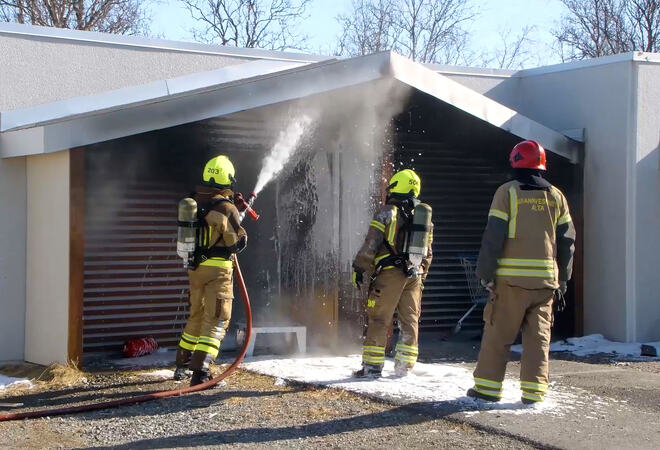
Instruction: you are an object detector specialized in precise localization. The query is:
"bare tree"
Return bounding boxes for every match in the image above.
[395,0,474,63]
[554,0,660,61]
[626,0,660,51]
[336,0,475,64]
[0,0,150,35]
[337,0,396,56]
[483,26,536,70]
[179,0,310,50]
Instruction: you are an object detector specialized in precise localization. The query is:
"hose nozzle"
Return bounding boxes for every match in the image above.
[235,192,260,223]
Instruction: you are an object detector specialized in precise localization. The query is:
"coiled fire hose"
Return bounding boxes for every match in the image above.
[0,256,252,422]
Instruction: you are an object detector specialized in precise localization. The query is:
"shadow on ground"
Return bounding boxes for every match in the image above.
[77,401,470,449]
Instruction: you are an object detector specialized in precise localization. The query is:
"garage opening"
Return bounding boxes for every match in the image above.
[78,83,580,360]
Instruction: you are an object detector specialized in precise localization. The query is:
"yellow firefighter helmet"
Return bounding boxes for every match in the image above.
[388,169,421,198]
[202,155,235,188]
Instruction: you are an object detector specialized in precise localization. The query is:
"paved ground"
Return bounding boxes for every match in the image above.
[0,369,535,449]
[1,333,658,449]
[421,332,660,450]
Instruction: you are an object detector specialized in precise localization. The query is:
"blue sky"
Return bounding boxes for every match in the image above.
[151,0,567,67]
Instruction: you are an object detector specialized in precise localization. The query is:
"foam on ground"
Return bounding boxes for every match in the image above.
[512,334,660,359]
[242,355,610,417]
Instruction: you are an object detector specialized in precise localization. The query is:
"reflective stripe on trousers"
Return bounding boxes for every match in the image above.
[394,343,418,365]
[363,345,385,367]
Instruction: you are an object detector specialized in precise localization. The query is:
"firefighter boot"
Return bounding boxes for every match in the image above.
[466,388,501,402]
[353,364,382,379]
[174,347,193,380]
[173,366,192,381]
[394,360,412,377]
[190,369,211,386]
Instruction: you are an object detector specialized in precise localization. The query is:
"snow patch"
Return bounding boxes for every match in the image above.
[136,369,174,379]
[512,334,660,359]
[242,355,609,417]
[0,374,33,391]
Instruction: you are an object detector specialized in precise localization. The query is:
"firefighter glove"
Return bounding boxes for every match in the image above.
[555,288,567,313]
[559,281,567,295]
[352,268,364,289]
[480,279,495,293]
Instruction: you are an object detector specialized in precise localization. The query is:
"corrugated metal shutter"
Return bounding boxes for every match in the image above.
[83,181,188,354]
[395,137,508,331]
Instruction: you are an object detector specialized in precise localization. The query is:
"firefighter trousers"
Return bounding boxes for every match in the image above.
[473,282,554,402]
[176,264,234,371]
[363,268,422,371]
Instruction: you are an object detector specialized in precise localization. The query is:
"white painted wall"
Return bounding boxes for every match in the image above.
[440,72,522,111]
[25,151,70,365]
[0,35,248,111]
[516,62,635,342]
[0,157,27,362]
[633,62,660,342]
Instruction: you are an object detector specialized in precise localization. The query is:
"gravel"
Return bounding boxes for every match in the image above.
[0,368,539,449]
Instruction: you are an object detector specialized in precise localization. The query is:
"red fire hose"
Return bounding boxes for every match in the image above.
[0,256,252,422]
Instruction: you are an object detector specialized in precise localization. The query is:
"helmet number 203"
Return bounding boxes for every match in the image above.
[207,168,220,174]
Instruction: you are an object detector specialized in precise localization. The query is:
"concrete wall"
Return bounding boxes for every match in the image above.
[516,62,635,342]
[25,151,70,365]
[0,157,27,362]
[440,72,522,111]
[0,34,248,110]
[633,63,660,342]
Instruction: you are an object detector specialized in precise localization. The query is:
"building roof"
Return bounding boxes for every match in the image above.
[0,50,580,162]
[0,22,326,63]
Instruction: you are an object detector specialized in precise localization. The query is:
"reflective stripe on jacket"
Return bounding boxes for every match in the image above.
[476,180,575,289]
[353,202,433,280]
[194,188,247,269]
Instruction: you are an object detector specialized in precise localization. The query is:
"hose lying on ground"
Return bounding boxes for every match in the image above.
[0,257,252,422]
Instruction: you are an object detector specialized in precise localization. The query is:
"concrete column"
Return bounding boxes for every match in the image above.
[25,150,70,365]
[0,157,27,362]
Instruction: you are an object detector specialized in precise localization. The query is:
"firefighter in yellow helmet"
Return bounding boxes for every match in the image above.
[467,141,575,404]
[174,155,247,386]
[351,169,433,378]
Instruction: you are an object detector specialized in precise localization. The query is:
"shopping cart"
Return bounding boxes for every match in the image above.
[452,256,490,335]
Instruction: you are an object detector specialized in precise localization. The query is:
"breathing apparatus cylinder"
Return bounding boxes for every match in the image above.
[177,198,198,269]
[407,203,432,269]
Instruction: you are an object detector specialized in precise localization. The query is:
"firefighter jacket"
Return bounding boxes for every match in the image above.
[194,187,247,268]
[353,199,433,280]
[476,180,575,290]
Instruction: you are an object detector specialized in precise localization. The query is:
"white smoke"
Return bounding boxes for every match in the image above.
[253,114,314,195]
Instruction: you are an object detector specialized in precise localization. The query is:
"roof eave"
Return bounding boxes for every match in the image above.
[0,51,579,163]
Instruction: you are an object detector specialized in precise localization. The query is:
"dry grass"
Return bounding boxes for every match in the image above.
[0,361,88,393]
[40,363,88,387]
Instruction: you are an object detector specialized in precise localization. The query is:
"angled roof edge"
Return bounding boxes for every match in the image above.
[0,51,578,163]
[0,22,326,63]
[390,53,579,162]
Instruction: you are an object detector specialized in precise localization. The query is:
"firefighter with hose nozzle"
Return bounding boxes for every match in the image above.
[175,155,247,386]
[467,140,575,404]
[351,169,433,378]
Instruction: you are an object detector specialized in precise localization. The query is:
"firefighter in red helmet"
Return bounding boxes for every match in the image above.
[467,140,575,404]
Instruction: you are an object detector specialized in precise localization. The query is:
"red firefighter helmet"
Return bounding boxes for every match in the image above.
[509,140,546,170]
